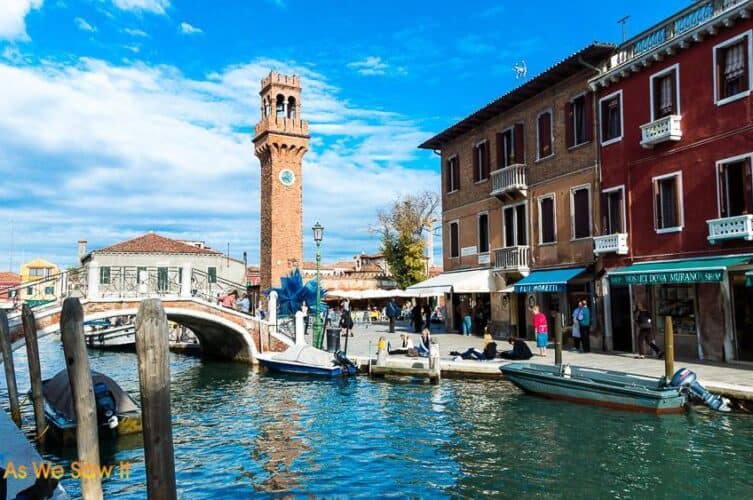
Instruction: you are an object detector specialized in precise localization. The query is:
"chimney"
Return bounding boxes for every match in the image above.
[78,240,87,262]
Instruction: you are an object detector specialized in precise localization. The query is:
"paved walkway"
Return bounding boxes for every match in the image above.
[315,319,753,400]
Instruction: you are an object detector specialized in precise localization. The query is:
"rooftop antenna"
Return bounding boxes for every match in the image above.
[513,60,527,79]
[617,15,630,43]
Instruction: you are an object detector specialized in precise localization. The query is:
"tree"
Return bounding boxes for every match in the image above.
[373,192,439,289]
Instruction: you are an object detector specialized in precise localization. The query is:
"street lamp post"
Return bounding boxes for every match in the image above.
[312,222,324,349]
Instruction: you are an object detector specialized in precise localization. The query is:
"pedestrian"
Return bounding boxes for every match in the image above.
[579,299,591,353]
[462,308,473,336]
[237,293,250,313]
[301,301,309,335]
[571,302,582,352]
[423,303,432,332]
[340,307,354,337]
[532,305,548,357]
[412,301,423,333]
[220,290,237,308]
[635,302,662,359]
[386,298,400,333]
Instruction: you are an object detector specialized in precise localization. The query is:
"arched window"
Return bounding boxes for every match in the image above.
[287,96,297,119]
[275,94,285,116]
[263,97,271,117]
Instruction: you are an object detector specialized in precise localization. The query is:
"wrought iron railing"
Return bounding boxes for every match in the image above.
[0,267,88,310]
[98,266,184,298]
[190,268,247,304]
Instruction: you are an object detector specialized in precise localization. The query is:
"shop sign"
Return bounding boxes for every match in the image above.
[610,270,724,286]
[514,283,566,293]
[478,253,490,265]
[460,246,477,257]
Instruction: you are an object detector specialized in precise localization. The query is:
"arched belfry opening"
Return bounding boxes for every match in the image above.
[287,96,297,119]
[263,97,271,118]
[275,94,285,117]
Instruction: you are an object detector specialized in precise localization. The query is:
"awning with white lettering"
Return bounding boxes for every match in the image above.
[406,269,495,297]
[513,267,586,293]
[609,256,752,286]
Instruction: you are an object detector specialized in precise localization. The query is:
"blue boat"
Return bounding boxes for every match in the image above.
[256,345,357,377]
[500,363,687,414]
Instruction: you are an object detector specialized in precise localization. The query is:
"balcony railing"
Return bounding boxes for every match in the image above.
[593,233,629,255]
[493,246,530,273]
[640,115,682,148]
[707,214,753,244]
[490,164,528,198]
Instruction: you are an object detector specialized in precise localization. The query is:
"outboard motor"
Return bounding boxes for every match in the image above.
[670,368,731,412]
[334,350,358,375]
[94,382,119,429]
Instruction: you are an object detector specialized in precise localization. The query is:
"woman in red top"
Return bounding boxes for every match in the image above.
[532,305,548,357]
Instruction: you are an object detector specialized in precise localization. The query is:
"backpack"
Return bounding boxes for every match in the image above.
[483,342,497,359]
[637,310,652,329]
[386,301,400,318]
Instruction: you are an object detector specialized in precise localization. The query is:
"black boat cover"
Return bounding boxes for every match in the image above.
[41,370,140,421]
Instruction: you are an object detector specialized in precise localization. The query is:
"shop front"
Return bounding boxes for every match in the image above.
[607,255,752,361]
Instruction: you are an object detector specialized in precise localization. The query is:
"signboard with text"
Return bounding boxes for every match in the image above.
[609,270,724,286]
[513,283,567,293]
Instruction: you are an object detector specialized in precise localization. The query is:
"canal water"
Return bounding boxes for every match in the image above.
[2,334,753,498]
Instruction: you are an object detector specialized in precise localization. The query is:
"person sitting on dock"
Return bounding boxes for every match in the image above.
[416,328,431,356]
[451,342,498,361]
[388,333,415,355]
[499,336,533,360]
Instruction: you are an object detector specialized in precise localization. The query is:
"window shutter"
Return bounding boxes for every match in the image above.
[655,181,662,229]
[514,123,525,164]
[743,40,750,92]
[583,92,594,143]
[744,160,753,214]
[719,165,729,218]
[600,192,609,234]
[472,147,479,182]
[444,159,450,192]
[670,71,678,115]
[455,154,460,190]
[716,47,725,100]
[539,112,552,158]
[565,101,574,148]
[484,142,490,178]
[495,133,503,170]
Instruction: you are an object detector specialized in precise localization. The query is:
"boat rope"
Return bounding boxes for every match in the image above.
[34,424,50,441]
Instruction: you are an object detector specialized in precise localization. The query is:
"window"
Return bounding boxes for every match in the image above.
[570,186,591,239]
[478,213,489,253]
[26,286,33,295]
[601,187,625,234]
[449,222,459,258]
[445,155,460,192]
[44,286,54,295]
[566,93,592,148]
[496,123,525,167]
[473,141,489,182]
[650,65,679,120]
[717,155,753,218]
[28,268,47,277]
[714,31,751,104]
[653,173,684,232]
[503,203,528,247]
[137,266,147,284]
[157,267,168,292]
[99,266,110,285]
[539,195,556,244]
[537,110,553,159]
[599,90,623,145]
[208,267,217,283]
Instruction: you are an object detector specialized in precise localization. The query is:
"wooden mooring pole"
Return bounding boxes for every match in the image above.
[21,304,46,443]
[135,299,177,500]
[0,310,22,426]
[60,298,103,500]
[664,316,675,379]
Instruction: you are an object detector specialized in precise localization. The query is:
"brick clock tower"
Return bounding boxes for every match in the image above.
[253,71,309,291]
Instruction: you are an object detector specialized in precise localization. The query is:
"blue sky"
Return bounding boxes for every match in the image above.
[0,0,689,270]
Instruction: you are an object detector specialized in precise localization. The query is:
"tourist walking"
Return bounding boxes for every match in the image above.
[579,299,591,353]
[237,293,251,314]
[571,302,582,352]
[386,298,400,333]
[340,307,354,337]
[423,303,432,332]
[635,303,662,359]
[301,301,309,335]
[532,305,548,356]
[220,290,237,309]
[412,301,423,333]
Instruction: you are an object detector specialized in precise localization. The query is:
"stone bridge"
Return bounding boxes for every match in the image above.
[2,266,293,364]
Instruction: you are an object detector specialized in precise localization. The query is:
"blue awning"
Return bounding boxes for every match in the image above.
[513,267,586,293]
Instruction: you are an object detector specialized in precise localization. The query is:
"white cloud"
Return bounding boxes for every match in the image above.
[0,0,43,41]
[112,0,169,15]
[123,27,148,37]
[0,56,439,269]
[179,22,202,35]
[347,56,389,76]
[74,17,96,32]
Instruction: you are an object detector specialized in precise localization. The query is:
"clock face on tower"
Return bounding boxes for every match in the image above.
[279,169,296,186]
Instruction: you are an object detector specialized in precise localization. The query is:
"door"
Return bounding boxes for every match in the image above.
[517,293,529,339]
[733,282,753,361]
[611,285,632,351]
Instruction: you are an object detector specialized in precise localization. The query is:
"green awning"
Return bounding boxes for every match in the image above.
[746,271,753,287]
[609,256,751,286]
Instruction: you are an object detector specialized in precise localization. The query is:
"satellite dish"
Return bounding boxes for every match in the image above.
[513,60,527,79]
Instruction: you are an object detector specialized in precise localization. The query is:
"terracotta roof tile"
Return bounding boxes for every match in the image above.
[96,233,221,255]
[0,272,21,282]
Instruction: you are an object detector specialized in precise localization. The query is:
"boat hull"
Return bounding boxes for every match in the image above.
[44,410,143,445]
[258,357,343,377]
[501,364,686,414]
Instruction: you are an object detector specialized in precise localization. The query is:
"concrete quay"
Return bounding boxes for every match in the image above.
[326,319,753,401]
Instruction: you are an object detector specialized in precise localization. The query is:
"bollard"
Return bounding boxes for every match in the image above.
[664,316,675,379]
[294,311,305,345]
[0,310,21,426]
[429,342,441,384]
[60,298,103,500]
[22,304,46,443]
[376,336,387,367]
[554,323,563,366]
[135,299,177,500]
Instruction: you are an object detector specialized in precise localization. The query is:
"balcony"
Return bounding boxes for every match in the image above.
[490,164,528,200]
[493,246,530,274]
[593,233,629,255]
[707,215,753,244]
[640,115,682,148]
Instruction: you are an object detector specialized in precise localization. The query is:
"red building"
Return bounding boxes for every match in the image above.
[0,272,21,303]
[593,0,753,361]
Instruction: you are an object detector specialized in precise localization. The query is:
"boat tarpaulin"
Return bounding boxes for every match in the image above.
[406,269,494,297]
[42,370,139,421]
[513,267,585,293]
[609,256,751,286]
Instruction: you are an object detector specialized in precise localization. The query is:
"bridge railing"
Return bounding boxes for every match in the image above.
[98,266,183,299]
[190,268,246,304]
[0,267,88,311]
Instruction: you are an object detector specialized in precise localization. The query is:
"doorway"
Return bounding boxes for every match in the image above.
[517,293,529,339]
[733,281,753,361]
[611,285,633,352]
